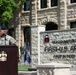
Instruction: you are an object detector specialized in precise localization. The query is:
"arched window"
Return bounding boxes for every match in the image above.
[46,22,58,31]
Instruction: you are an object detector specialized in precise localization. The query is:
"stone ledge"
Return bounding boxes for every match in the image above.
[37,63,71,75]
[71,71,76,75]
[18,71,37,75]
[37,63,71,68]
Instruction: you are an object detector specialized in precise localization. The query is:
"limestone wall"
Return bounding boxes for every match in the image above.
[18,0,76,47]
[20,0,76,29]
[20,0,76,66]
[31,25,45,67]
[40,29,76,64]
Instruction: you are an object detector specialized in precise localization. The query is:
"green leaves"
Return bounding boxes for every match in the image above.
[2,11,12,22]
[20,0,26,4]
[0,0,26,27]
[0,0,18,26]
[0,0,2,7]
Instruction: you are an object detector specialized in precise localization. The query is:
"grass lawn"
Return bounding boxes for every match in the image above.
[18,65,31,71]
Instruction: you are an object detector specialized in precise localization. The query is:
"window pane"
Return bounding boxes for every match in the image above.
[41,0,47,8]
[51,0,58,7]
[71,0,76,3]
[24,27,31,46]
[24,0,30,11]
[8,29,15,38]
[70,22,76,28]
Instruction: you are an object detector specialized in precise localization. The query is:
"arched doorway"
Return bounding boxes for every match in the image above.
[46,22,58,31]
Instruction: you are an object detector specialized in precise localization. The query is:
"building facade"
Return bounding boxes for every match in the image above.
[7,0,76,66]
[8,0,76,48]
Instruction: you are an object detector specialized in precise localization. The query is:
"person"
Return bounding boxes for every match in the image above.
[24,43,31,64]
[0,26,19,46]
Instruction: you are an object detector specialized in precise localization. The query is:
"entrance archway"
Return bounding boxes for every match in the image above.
[46,22,58,31]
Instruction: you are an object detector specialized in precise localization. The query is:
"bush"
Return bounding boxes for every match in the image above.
[20,47,24,54]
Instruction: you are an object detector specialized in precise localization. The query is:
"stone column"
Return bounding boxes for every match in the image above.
[31,0,38,25]
[37,63,71,75]
[58,0,67,29]
[31,25,45,67]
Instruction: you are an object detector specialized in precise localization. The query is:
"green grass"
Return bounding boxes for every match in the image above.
[18,65,31,71]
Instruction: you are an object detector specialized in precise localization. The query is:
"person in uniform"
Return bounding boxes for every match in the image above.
[0,26,19,46]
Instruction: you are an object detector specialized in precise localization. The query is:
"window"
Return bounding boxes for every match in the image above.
[46,22,58,31]
[8,29,15,38]
[51,0,58,7]
[24,0,30,11]
[24,27,31,46]
[71,0,76,3]
[41,0,47,8]
[70,22,76,28]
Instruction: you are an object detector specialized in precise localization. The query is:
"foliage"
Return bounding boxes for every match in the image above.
[0,0,27,27]
[20,46,24,54]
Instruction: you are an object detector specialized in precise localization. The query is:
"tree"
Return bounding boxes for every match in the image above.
[0,0,27,28]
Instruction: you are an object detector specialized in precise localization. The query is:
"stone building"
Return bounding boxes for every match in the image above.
[8,0,76,47]
[8,0,76,66]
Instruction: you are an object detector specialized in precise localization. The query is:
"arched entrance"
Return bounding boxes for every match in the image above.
[46,22,58,31]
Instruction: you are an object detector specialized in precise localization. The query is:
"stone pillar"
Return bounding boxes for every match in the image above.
[31,25,45,67]
[58,0,67,29]
[37,63,71,75]
[31,0,38,25]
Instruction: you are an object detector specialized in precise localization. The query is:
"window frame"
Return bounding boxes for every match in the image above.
[70,21,76,28]
[51,0,58,7]
[40,0,47,8]
[39,0,58,9]
[70,0,76,3]
[24,0,30,11]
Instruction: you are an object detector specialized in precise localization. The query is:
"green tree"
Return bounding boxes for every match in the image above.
[0,0,27,28]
